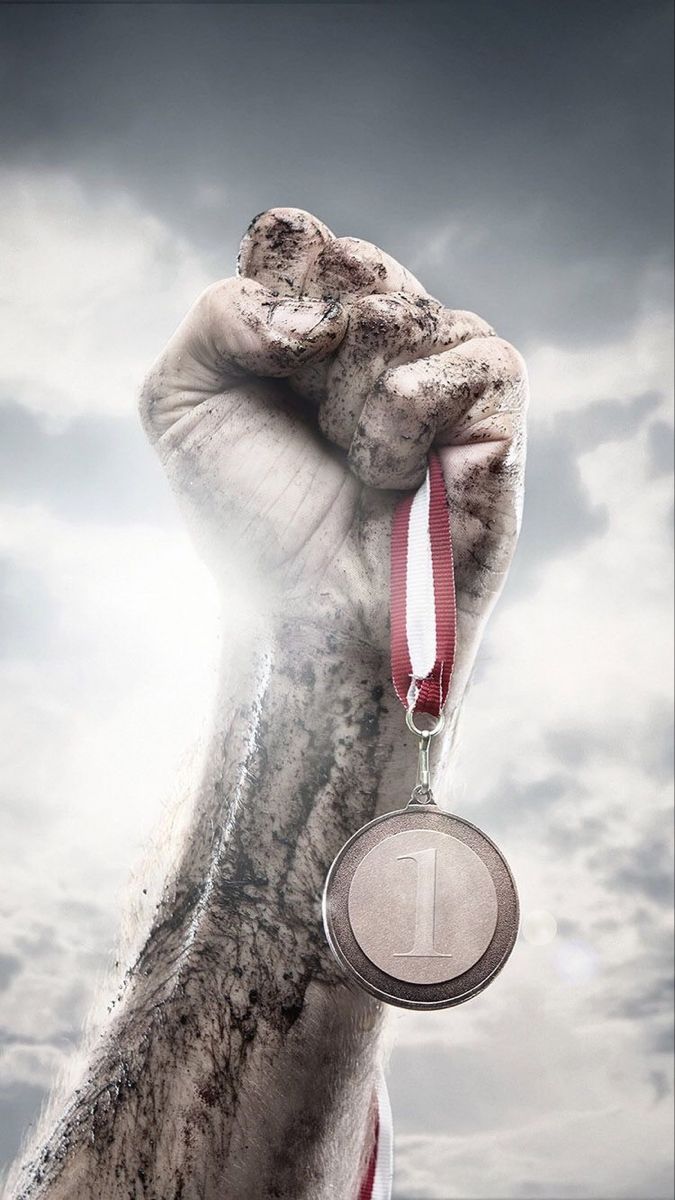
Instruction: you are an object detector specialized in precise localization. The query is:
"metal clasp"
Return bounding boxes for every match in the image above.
[406,709,445,805]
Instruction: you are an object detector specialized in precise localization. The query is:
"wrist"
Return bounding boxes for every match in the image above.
[216,616,413,858]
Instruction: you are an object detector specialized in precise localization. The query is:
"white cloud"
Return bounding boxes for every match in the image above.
[0,501,223,870]
[0,167,211,424]
[0,501,224,1111]
[526,297,673,421]
[394,1096,673,1199]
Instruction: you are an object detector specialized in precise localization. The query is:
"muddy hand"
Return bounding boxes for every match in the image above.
[140,207,528,705]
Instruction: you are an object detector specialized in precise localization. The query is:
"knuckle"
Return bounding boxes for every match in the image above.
[198,276,238,318]
[195,278,253,350]
[348,434,394,487]
[487,336,527,383]
[378,361,438,422]
[378,361,422,406]
[350,292,397,322]
[450,309,496,339]
[137,362,166,440]
[488,338,529,416]
[349,431,425,490]
[453,337,528,421]
[314,238,378,296]
[343,292,414,349]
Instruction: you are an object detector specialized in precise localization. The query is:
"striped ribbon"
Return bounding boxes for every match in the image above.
[390,451,457,718]
[358,1071,393,1200]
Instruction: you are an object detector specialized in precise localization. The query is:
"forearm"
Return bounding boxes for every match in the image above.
[13,621,418,1200]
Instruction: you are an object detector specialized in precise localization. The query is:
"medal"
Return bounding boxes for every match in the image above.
[323,453,519,1009]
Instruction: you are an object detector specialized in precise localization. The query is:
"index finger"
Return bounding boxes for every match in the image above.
[238,207,429,301]
[306,234,429,300]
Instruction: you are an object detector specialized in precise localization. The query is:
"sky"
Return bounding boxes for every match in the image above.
[0,2,673,1197]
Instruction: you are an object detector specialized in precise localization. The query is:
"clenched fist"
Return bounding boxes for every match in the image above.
[140,207,527,702]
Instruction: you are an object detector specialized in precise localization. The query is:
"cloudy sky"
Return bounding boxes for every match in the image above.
[0,3,673,1197]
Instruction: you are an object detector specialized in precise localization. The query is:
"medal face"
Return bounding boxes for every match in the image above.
[323,803,519,1009]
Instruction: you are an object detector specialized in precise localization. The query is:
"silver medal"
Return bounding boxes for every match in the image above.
[323,718,519,1009]
[324,455,519,1008]
[323,799,518,1009]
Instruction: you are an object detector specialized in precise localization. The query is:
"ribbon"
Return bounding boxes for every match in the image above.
[390,451,457,718]
[357,453,455,1200]
[358,1071,393,1200]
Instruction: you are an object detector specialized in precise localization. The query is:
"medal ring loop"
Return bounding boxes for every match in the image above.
[405,709,445,739]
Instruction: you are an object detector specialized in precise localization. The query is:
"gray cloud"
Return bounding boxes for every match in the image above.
[549,703,674,784]
[648,420,675,477]
[601,828,674,908]
[0,954,22,993]
[0,559,57,661]
[13,924,61,961]
[0,406,174,527]
[471,772,575,842]
[612,975,674,1023]
[554,391,663,452]
[509,390,664,591]
[650,1022,675,1057]
[0,1082,47,1177]
[650,1069,672,1104]
[0,3,672,347]
[389,1042,532,1138]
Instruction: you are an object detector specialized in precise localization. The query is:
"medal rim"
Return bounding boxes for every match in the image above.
[322,803,519,1010]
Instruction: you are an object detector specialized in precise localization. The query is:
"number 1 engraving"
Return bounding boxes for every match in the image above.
[393,846,452,958]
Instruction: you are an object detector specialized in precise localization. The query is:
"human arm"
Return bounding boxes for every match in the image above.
[9,209,527,1200]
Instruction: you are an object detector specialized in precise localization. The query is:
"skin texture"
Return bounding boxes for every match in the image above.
[7,209,527,1200]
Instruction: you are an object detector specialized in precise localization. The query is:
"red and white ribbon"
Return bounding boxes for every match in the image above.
[358,454,455,1199]
[358,1072,393,1200]
[390,451,457,718]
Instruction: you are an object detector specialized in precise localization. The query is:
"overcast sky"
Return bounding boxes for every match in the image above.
[0,3,673,1198]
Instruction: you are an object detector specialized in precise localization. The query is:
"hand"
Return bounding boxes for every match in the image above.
[139,208,527,703]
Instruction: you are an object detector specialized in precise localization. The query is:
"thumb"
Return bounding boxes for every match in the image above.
[139,277,347,441]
